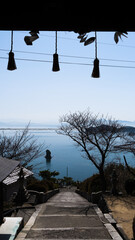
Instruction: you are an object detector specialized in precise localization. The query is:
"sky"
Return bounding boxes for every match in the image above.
[0,31,135,125]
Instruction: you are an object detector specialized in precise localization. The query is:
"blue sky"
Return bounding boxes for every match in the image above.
[0,31,135,125]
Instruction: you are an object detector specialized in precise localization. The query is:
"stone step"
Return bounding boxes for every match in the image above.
[33,215,104,228]
[41,205,96,215]
[26,226,112,239]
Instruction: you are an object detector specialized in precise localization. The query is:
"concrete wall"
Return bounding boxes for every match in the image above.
[28,189,59,204]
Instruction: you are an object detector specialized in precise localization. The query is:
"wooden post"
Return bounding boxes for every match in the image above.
[133,216,135,240]
[0,182,4,225]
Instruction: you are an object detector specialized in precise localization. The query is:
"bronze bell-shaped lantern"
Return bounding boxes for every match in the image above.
[52,31,60,72]
[91,32,100,78]
[7,31,17,71]
[91,57,100,78]
[7,51,17,71]
[52,53,60,72]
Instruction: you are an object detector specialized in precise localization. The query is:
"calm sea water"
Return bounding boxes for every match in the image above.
[1,129,135,181]
[31,129,98,181]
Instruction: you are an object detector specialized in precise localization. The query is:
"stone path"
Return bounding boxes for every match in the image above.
[16,188,122,240]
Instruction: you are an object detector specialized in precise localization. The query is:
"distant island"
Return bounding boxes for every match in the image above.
[0,120,135,131]
[0,126,135,134]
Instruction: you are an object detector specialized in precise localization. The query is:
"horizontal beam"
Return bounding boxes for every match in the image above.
[1,6,135,31]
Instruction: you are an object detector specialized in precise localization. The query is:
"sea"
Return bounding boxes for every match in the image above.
[1,127,135,182]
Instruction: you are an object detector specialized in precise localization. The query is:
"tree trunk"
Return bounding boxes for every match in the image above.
[99,168,106,193]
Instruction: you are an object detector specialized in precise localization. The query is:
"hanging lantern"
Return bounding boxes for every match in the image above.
[52,53,60,72]
[7,51,17,71]
[91,32,100,78]
[91,58,100,78]
[52,31,60,72]
[7,31,17,71]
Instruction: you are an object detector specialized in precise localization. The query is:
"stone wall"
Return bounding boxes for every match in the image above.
[75,189,109,213]
[28,189,59,205]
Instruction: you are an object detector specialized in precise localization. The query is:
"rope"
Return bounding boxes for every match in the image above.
[95,31,97,59]
[11,31,13,52]
[55,31,57,54]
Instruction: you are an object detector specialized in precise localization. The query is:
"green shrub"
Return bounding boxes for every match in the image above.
[79,174,102,194]
[79,178,89,193]
[79,163,135,195]
[45,180,55,190]
[88,174,102,193]
[27,180,48,193]
[105,162,135,193]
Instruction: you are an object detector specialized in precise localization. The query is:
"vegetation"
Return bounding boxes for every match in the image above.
[27,170,78,192]
[57,177,75,187]
[79,163,135,195]
[79,174,102,194]
[39,170,59,181]
[27,178,50,193]
[27,170,60,192]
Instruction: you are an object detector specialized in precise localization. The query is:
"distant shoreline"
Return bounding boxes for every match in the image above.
[0,128,58,131]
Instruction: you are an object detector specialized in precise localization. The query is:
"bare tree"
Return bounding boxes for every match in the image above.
[115,131,135,176]
[58,110,124,192]
[0,124,45,170]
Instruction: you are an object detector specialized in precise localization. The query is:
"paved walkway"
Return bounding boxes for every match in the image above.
[16,188,122,240]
